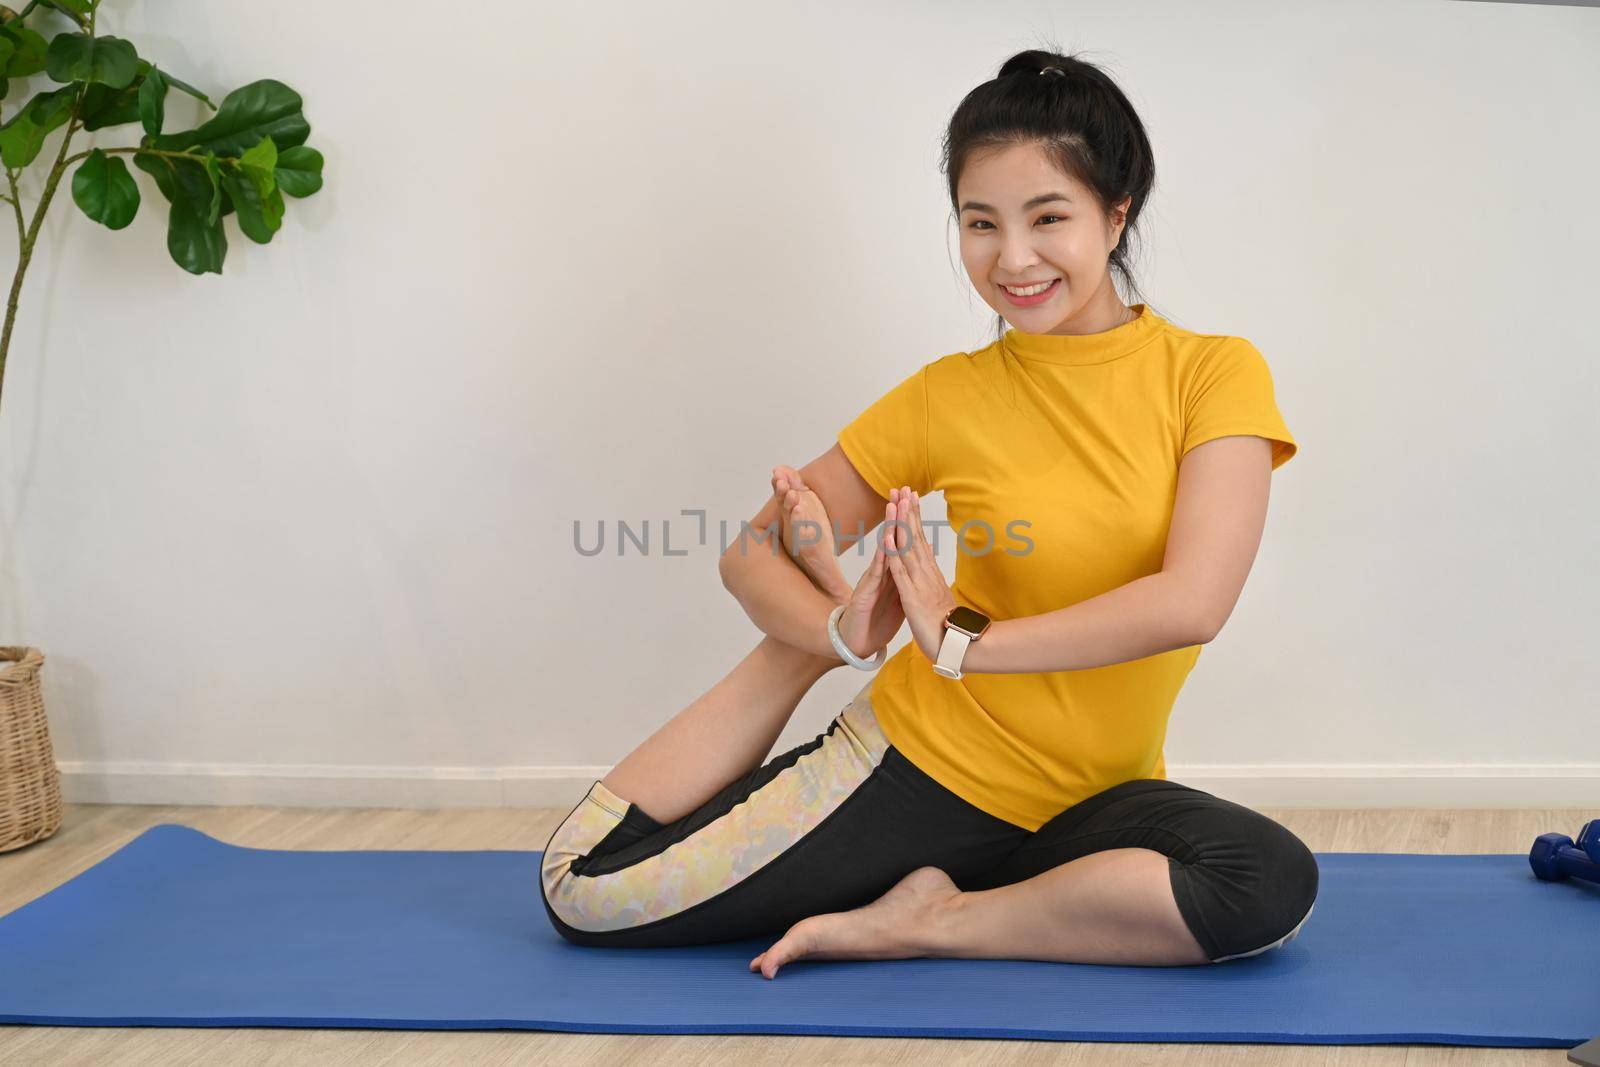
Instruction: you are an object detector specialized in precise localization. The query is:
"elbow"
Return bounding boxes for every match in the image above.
[1167,573,1226,646]
[718,548,743,594]
[1189,605,1225,646]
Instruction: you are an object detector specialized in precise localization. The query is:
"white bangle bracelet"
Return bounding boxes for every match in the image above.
[827,604,886,671]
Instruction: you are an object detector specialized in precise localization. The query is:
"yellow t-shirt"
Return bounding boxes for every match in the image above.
[835,303,1297,831]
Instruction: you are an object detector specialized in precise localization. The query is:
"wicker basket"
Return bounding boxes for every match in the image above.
[0,647,61,852]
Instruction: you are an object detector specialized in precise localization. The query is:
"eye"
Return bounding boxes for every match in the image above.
[967,215,1065,231]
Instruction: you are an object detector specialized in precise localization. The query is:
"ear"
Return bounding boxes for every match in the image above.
[1110,195,1132,235]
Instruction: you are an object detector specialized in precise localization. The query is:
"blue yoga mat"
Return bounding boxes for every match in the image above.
[0,824,1596,1047]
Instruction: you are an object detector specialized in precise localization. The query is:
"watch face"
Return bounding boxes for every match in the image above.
[946,605,991,638]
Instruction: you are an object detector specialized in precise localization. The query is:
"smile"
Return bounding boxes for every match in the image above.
[999,278,1061,306]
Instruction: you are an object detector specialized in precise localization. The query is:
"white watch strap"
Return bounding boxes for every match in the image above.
[932,626,972,679]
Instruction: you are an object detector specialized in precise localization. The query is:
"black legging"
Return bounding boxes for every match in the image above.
[540,680,1318,963]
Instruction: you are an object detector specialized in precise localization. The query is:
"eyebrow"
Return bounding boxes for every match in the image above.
[959,192,1073,214]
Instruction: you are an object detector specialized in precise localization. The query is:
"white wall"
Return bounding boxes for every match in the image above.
[3,0,1596,811]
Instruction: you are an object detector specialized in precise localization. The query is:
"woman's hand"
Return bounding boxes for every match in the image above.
[882,486,958,663]
[833,497,907,660]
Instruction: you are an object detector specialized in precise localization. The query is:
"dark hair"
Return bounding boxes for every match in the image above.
[942,47,1161,342]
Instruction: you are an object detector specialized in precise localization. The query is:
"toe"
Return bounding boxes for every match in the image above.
[756,921,817,978]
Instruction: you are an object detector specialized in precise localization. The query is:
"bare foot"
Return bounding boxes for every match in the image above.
[747,865,963,979]
[771,464,850,604]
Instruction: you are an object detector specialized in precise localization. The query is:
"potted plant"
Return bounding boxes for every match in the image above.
[0,0,325,851]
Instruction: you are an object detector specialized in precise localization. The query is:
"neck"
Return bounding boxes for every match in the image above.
[1000,298,1158,367]
[1023,282,1132,337]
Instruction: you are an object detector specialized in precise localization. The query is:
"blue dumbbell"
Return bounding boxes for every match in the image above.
[1578,820,1600,864]
[1528,822,1600,884]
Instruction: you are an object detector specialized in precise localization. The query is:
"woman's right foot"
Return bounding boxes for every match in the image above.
[772,464,851,604]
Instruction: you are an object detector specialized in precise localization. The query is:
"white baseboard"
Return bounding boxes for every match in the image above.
[1169,765,1600,809]
[53,760,1600,811]
[54,760,611,811]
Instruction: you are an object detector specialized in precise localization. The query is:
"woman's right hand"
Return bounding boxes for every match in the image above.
[834,498,907,661]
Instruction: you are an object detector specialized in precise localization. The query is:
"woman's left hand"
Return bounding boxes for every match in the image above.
[882,486,958,663]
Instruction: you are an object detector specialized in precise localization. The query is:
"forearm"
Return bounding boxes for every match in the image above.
[961,571,1212,675]
[720,541,848,662]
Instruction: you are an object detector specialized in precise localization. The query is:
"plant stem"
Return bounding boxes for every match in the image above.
[0,140,244,414]
[0,3,238,415]
[62,146,241,170]
[0,104,85,417]
[5,171,22,245]
[0,0,101,414]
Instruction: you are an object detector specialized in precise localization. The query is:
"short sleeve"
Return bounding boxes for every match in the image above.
[1181,339,1298,470]
[837,363,933,498]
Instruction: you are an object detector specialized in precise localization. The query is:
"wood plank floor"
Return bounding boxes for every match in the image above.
[0,803,1588,1065]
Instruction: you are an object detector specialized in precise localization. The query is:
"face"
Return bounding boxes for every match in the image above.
[955,142,1132,332]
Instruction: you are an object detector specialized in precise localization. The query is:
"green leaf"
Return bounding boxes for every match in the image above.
[233,134,275,209]
[267,182,284,231]
[133,149,202,203]
[80,59,209,132]
[44,0,94,25]
[78,59,150,130]
[165,176,227,274]
[79,78,139,130]
[239,133,275,175]
[201,148,221,226]
[45,32,138,88]
[0,83,76,167]
[160,69,213,110]
[130,144,176,200]
[45,32,132,90]
[219,162,281,244]
[151,78,307,159]
[168,194,227,273]
[137,63,164,136]
[0,21,49,79]
[237,136,283,237]
[80,60,173,131]
[274,145,322,197]
[132,148,236,219]
[71,147,139,229]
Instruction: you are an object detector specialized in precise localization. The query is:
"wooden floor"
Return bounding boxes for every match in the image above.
[0,802,1587,1066]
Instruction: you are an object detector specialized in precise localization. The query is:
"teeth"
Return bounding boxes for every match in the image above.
[1002,279,1056,296]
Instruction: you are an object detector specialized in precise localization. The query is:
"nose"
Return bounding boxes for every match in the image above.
[996,239,1048,277]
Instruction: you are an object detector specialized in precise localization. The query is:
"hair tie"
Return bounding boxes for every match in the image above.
[1039,66,1066,77]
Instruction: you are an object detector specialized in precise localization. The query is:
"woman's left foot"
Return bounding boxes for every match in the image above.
[748,865,963,979]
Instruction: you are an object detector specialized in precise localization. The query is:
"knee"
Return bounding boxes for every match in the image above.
[1222,827,1319,962]
[539,860,605,947]
[1178,818,1319,964]
[538,847,593,943]
[1268,828,1319,924]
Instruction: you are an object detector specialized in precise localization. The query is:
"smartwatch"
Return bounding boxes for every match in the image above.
[932,605,991,680]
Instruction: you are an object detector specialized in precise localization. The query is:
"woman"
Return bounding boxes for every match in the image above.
[540,48,1319,977]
